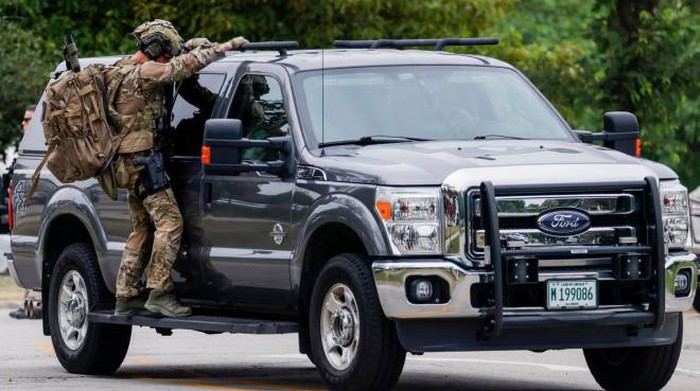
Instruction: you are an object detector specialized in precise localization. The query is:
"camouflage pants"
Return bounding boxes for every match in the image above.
[115,156,184,298]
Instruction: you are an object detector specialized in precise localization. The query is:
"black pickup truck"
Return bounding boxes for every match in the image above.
[7,40,697,391]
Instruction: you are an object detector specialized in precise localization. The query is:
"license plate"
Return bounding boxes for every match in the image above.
[546,279,597,310]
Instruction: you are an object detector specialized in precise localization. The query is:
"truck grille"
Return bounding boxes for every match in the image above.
[467,187,656,309]
[469,191,647,257]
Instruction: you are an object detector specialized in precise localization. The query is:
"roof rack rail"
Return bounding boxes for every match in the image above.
[333,37,499,50]
[239,41,299,56]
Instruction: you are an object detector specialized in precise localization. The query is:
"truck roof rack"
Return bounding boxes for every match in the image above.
[333,37,499,50]
[239,41,299,56]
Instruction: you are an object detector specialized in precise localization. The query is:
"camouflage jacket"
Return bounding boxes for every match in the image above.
[107,44,227,154]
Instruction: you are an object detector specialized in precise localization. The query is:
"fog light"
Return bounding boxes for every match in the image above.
[411,279,434,302]
[674,270,691,297]
[406,276,449,304]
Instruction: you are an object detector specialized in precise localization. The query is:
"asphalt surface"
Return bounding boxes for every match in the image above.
[1,309,700,390]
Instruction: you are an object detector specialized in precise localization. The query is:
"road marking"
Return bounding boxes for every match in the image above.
[35,342,323,390]
[128,356,162,366]
[124,355,324,391]
[36,341,53,354]
[135,377,254,390]
[408,357,589,372]
[256,353,588,372]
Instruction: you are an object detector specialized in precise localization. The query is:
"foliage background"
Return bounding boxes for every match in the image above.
[1,0,698,188]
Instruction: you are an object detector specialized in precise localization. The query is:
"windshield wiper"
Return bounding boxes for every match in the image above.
[318,135,432,148]
[473,134,525,140]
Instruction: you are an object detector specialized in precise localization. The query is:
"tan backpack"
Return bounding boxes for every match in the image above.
[26,63,131,201]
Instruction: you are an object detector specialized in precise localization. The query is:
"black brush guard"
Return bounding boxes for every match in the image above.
[477,177,665,339]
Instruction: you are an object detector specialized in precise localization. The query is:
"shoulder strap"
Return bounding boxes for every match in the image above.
[106,64,135,105]
[105,64,135,133]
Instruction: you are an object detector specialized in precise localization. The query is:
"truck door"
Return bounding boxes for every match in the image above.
[167,72,227,301]
[200,69,295,307]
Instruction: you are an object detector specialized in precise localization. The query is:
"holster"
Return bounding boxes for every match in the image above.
[133,150,169,198]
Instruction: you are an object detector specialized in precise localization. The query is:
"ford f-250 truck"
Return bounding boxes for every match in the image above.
[7,39,697,391]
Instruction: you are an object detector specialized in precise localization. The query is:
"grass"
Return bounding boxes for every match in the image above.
[0,275,25,304]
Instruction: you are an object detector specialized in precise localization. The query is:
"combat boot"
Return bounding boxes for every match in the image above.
[114,295,153,316]
[144,289,192,317]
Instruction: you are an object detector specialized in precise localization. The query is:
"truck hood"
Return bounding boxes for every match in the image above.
[311,139,677,186]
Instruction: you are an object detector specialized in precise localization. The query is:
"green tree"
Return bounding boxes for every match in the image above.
[130,0,515,47]
[491,0,600,131]
[592,0,700,188]
[0,20,53,154]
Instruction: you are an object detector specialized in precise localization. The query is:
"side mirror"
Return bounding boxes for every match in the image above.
[202,119,243,174]
[603,111,639,156]
[574,112,640,157]
[202,118,295,177]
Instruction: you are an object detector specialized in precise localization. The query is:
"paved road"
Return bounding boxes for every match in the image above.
[1,309,700,390]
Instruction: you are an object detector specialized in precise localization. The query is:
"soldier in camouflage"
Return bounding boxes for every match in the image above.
[111,20,248,317]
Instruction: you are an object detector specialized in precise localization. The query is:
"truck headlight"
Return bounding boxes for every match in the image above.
[375,187,441,255]
[660,181,691,249]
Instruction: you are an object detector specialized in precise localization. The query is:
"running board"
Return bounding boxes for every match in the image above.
[89,310,298,334]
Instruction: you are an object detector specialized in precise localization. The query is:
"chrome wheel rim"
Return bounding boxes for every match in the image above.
[320,283,360,371]
[57,270,89,351]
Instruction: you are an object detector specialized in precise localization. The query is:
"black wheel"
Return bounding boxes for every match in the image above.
[48,243,132,374]
[309,253,406,391]
[583,316,683,391]
[693,287,700,312]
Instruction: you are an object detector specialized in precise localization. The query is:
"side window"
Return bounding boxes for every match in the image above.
[228,75,289,162]
[171,73,226,156]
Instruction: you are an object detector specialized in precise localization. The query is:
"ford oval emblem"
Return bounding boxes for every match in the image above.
[536,209,591,236]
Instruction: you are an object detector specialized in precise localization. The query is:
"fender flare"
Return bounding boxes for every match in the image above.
[37,186,110,279]
[290,192,389,290]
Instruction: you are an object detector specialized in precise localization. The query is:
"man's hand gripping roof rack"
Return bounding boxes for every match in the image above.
[239,41,299,56]
[333,37,499,50]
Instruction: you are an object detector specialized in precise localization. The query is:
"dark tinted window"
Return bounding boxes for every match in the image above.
[171,73,226,156]
[228,75,289,162]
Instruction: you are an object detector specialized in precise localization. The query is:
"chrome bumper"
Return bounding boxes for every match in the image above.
[665,252,698,312]
[372,252,697,319]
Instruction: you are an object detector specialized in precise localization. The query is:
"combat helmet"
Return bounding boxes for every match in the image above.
[133,19,184,60]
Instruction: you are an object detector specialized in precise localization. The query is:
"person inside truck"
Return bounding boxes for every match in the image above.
[232,75,286,162]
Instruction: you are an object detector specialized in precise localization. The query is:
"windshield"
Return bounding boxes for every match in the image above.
[293,65,572,146]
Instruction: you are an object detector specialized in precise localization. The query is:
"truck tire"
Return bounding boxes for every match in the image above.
[693,287,700,312]
[48,243,131,374]
[583,316,683,391]
[309,253,406,391]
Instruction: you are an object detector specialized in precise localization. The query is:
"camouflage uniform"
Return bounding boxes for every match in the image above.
[112,22,235,299]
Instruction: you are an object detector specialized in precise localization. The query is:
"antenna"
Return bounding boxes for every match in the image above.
[321,48,325,155]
